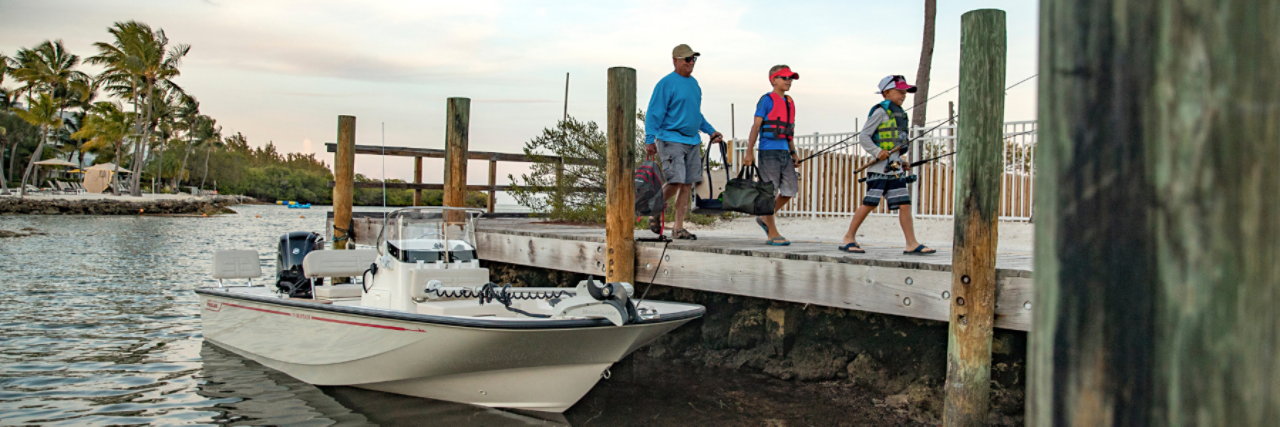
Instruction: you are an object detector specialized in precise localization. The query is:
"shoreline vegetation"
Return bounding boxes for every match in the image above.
[0,22,487,209]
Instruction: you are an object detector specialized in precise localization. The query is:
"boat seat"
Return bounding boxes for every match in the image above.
[315,284,363,299]
[303,249,379,278]
[211,250,262,286]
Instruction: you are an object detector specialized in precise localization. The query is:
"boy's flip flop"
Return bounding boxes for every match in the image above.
[904,245,936,255]
[838,243,865,253]
[766,236,790,246]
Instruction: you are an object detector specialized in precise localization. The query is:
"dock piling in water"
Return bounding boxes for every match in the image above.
[605,67,637,284]
[944,9,1006,427]
[334,115,357,250]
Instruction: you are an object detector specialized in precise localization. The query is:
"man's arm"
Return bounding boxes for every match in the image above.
[644,82,668,146]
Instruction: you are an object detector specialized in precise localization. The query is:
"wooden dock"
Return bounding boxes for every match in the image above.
[329,214,1034,331]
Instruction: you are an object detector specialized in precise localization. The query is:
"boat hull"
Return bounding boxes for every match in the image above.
[197,288,700,412]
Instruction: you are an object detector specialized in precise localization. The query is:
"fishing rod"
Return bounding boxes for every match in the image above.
[854,127,1039,182]
[803,115,957,166]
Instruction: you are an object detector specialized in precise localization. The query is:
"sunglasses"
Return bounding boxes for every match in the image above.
[774,76,796,81]
[681,56,698,63]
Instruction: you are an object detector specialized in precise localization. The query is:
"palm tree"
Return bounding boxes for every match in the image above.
[0,125,9,195]
[910,0,937,129]
[12,93,63,196]
[88,21,189,196]
[173,95,199,188]
[73,101,133,193]
[199,121,223,190]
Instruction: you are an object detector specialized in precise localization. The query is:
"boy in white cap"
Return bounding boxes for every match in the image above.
[838,75,935,255]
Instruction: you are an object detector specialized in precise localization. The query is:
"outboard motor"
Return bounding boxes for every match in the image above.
[276,231,324,297]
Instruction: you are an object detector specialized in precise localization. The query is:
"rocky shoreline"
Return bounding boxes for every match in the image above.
[0,195,251,216]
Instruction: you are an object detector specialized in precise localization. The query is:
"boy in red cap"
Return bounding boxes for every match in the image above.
[838,75,935,255]
[744,65,800,246]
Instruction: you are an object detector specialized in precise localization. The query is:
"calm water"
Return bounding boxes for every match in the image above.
[0,204,909,427]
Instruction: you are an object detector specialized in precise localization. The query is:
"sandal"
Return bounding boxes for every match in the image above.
[904,245,937,255]
[673,229,697,240]
[838,242,865,253]
[766,236,791,246]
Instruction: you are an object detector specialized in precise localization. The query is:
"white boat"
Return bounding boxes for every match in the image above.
[196,207,704,413]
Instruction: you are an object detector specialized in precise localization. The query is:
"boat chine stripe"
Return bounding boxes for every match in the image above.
[220,301,425,333]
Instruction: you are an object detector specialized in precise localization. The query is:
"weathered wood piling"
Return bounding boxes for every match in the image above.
[333,115,356,249]
[1029,0,1280,425]
[604,67,636,284]
[444,97,470,222]
[944,8,1006,426]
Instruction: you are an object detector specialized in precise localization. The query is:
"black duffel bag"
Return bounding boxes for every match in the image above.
[693,141,731,215]
[722,165,776,216]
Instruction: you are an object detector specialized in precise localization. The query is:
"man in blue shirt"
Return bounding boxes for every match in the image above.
[644,43,724,240]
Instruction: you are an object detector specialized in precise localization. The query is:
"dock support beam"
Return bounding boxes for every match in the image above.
[444,97,470,222]
[333,115,356,250]
[413,156,423,206]
[944,9,1005,426]
[487,159,497,213]
[605,67,636,284]
[1030,1,1280,425]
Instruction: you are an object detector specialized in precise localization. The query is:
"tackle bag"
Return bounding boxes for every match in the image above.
[693,141,732,215]
[722,165,776,216]
[635,156,666,217]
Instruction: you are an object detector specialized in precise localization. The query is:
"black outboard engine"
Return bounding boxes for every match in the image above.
[276,231,324,298]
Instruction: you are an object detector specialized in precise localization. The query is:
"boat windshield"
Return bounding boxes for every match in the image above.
[376,207,484,265]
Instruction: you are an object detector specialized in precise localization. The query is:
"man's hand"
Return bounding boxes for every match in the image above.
[645,144,657,157]
[709,131,724,144]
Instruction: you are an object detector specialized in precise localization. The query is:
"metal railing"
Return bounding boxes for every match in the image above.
[730,120,1037,221]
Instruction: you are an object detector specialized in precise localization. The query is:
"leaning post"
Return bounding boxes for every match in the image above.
[333,115,357,250]
[604,67,636,284]
[443,97,470,223]
[413,156,423,206]
[1029,1,1280,425]
[943,9,1005,427]
[487,159,498,214]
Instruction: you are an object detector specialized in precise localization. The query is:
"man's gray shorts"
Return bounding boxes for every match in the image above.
[657,139,702,185]
[757,150,799,198]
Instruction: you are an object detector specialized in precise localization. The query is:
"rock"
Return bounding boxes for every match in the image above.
[0,230,18,238]
[885,394,910,409]
[846,353,887,387]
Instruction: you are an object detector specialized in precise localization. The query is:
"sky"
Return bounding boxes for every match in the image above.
[0,0,1038,201]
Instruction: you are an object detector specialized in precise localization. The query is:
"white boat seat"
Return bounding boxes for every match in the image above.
[212,250,262,279]
[315,284,363,299]
[303,249,379,278]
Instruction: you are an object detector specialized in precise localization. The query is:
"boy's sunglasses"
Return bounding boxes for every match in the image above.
[681,56,698,63]
[775,76,796,81]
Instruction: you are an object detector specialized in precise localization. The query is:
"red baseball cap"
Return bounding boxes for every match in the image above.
[770,67,799,82]
[877,75,917,94]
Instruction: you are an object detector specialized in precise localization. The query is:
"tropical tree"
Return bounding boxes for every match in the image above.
[0,125,8,194]
[910,0,937,129]
[200,125,225,190]
[74,101,133,192]
[172,95,200,188]
[89,21,190,196]
[11,93,62,196]
[6,40,93,181]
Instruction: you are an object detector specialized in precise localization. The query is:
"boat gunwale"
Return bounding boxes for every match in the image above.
[194,287,705,330]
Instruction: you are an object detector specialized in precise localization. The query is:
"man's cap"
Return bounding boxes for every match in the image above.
[770,67,799,81]
[672,44,700,59]
[877,75,917,94]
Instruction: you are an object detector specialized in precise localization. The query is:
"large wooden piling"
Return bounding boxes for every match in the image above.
[333,115,356,250]
[944,9,1005,426]
[487,159,497,214]
[604,67,636,284]
[443,97,470,222]
[1030,0,1280,425]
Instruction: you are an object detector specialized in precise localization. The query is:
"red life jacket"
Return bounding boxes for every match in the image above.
[760,92,795,141]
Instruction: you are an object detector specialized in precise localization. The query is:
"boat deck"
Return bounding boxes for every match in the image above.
[328,214,1033,331]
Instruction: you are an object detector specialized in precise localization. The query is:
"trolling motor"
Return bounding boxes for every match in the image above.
[276,231,324,298]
